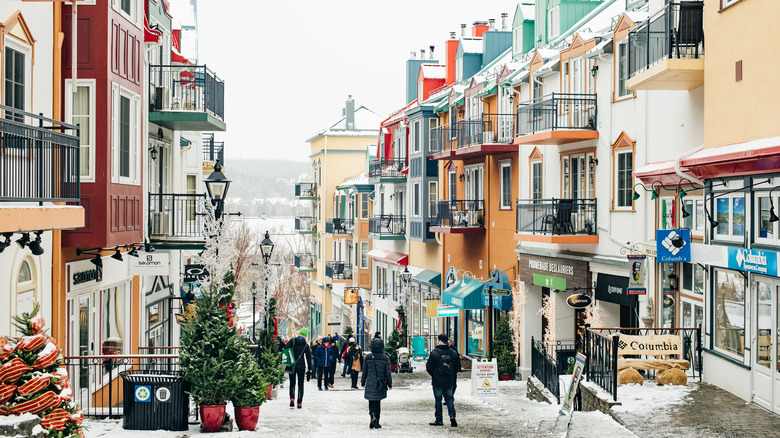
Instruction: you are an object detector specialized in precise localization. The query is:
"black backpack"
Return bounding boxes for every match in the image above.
[436,349,455,376]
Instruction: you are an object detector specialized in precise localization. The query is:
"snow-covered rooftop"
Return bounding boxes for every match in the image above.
[306,105,382,142]
[460,38,483,54]
[421,64,445,79]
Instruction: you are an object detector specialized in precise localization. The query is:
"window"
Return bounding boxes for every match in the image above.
[616,41,630,99]
[5,47,25,122]
[757,195,776,240]
[412,120,421,154]
[714,195,745,239]
[101,284,128,359]
[586,59,596,95]
[562,61,569,96]
[682,197,705,236]
[615,150,633,208]
[360,193,369,219]
[657,197,677,230]
[449,171,457,201]
[464,164,484,201]
[112,85,140,184]
[360,242,369,269]
[661,263,677,327]
[681,263,704,296]
[561,151,595,199]
[548,7,560,39]
[392,270,398,301]
[681,298,704,330]
[413,183,420,217]
[456,58,463,82]
[499,160,512,209]
[119,96,130,177]
[114,0,136,21]
[531,160,542,200]
[66,80,95,181]
[429,181,438,204]
[714,269,745,359]
[15,260,35,334]
[395,190,405,216]
[466,310,485,356]
[532,76,543,101]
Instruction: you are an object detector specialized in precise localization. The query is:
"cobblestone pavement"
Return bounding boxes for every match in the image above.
[611,382,780,438]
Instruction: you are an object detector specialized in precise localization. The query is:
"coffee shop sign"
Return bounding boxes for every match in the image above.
[528,259,575,276]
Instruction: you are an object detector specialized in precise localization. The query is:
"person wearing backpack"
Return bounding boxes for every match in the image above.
[346,338,363,389]
[284,327,313,409]
[361,337,392,429]
[426,334,460,427]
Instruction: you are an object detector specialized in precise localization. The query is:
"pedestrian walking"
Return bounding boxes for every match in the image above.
[361,337,392,429]
[284,328,312,409]
[310,338,321,369]
[346,338,363,389]
[426,334,460,427]
[314,336,337,390]
[340,337,350,377]
[373,331,382,339]
[328,336,340,388]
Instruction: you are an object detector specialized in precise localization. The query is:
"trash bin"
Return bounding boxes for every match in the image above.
[120,370,189,431]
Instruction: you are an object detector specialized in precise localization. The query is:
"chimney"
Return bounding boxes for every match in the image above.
[420,49,426,59]
[429,45,435,59]
[345,95,355,130]
[472,20,489,38]
[446,32,459,85]
[410,51,417,59]
[501,12,509,31]
[489,18,496,31]
[450,31,456,39]
[460,23,467,37]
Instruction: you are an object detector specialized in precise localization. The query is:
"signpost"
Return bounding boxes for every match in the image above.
[471,358,499,397]
[559,353,586,416]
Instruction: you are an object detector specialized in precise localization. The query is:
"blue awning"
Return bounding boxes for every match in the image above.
[412,269,441,288]
[442,277,485,310]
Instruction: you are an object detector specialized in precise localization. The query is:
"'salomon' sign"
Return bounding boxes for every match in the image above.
[618,334,682,356]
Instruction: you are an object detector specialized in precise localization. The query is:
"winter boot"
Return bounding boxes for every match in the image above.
[429,420,443,426]
[290,398,295,408]
[297,402,302,409]
[375,415,382,429]
[450,418,458,427]
[369,414,376,429]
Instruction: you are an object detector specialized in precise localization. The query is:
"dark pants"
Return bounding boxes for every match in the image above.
[288,368,305,402]
[350,369,359,388]
[316,366,327,388]
[433,385,456,422]
[327,363,337,386]
[368,400,381,421]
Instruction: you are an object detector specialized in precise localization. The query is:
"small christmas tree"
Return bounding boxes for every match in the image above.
[256,298,285,389]
[384,329,402,365]
[492,318,516,375]
[343,325,353,339]
[0,304,84,438]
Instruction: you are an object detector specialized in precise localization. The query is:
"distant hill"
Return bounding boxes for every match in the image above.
[224,159,310,217]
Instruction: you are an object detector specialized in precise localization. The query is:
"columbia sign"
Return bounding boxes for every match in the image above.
[617,334,682,356]
[566,293,592,309]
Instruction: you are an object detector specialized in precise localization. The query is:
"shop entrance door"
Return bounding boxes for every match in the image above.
[752,278,778,413]
[68,292,95,410]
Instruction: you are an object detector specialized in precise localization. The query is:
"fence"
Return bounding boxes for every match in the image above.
[429,200,485,228]
[148,193,207,240]
[294,216,316,233]
[201,133,224,163]
[369,158,407,180]
[149,65,225,120]
[515,198,597,236]
[531,338,578,403]
[325,262,353,281]
[516,93,597,137]
[294,182,317,198]
[294,253,316,270]
[325,218,353,235]
[0,104,80,202]
[368,214,405,236]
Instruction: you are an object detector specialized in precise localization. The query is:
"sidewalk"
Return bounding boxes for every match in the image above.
[611,381,780,438]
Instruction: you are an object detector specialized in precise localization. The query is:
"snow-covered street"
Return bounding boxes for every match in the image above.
[83,365,637,438]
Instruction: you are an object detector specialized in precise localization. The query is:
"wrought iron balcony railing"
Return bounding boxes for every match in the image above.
[515,198,597,236]
[628,1,704,78]
[294,253,316,271]
[429,123,449,154]
[368,158,406,180]
[294,216,317,233]
[325,262,354,281]
[0,104,80,202]
[429,200,485,228]
[148,64,225,119]
[325,218,353,235]
[429,114,515,155]
[202,133,224,163]
[294,183,317,198]
[148,193,206,241]
[516,93,597,137]
[368,214,406,237]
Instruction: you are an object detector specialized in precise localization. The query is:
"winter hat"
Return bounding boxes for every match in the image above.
[370,338,385,355]
[323,337,331,343]
[299,327,308,337]
[349,337,356,343]
[438,333,449,343]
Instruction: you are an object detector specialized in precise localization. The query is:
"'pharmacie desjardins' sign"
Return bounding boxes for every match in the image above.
[517,254,589,290]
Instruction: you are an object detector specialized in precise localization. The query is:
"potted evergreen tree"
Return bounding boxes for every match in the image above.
[257,297,286,399]
[230,351,268,431]
[385,328,402,373]
[493,318,516,380]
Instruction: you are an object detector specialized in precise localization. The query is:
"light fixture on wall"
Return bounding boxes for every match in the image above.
[149,145,158,161]
[590,64,599,77]
[459,173,464,182]
[16,233,30,249]
[667,273,678,291]
[0,233,13,253]
[768,185,780,223]
[27,231,44,256]
[681,202,690,219]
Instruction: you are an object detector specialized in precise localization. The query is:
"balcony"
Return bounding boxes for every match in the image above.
[202,133,224,174]
[148,64,226,131]
[294,183,318,200]
[325,262,354,283]
[515,93,598,145]
[368,158,406,183]
[325,218,353,237]
[0,105,84,231]
[368,214,405,240]
[514,198,598,244]
[626,1,704,91]
[429,200,486,234]
[294,253,316,272]
[294,216,317,234]
[148,193,206,249]
[429,114,517,160]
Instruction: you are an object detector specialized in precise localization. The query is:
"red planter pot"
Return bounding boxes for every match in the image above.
[498,373,514,381]
[265,384,273,400]
[199,404,226,432]
[390,364,398,373]
[234,406,260,431]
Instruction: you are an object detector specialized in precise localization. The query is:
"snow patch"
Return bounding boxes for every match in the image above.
[0,413,38,426]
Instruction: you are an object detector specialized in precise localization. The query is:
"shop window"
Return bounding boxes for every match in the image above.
[681,262,705,296]
[714,269,745,359]
[657,197,677,230]
[466,310,485,356]
[681,298,704,329]
[682,197,705,236]
[755,195,780,243]
[661,263,677,327]
[714,195,745,240]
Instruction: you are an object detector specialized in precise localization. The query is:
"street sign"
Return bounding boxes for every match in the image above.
[559,353,586,416]
[532,273,566,291]
[426,301,438,318]
[489,288,511,296]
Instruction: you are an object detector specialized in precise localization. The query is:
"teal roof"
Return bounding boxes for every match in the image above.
[412,269,441,288]
[442,277,484,310]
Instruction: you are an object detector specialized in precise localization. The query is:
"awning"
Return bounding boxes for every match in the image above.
[474,83,497,99]
[442,277,484,310]
[433,98,449,113]
[452,95,465,107]
[634,160,681,186]
[482,271,513,311]
[144,15,162,43]
[412,269,441,288]
[366,249,408,266]
[682,136,780,180]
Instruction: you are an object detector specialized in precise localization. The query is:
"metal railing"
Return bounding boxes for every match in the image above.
[0,104,80,202]
[368,214,405,236]
[429,123,450,154]
[325,262,353,281]
[294,182,317,198]
[148,193,207,240]
[369,158,407,180]
[429,200,485,228]
[516,198,597,236]
[531,338,563,403]
[584,328,619,401]
[325,218,353,235]
[516,93,597,137]
[202,133,224,163]
[148,64,225,120]
[428,114,515,154]
[628,1,704,78]
[294,216,316,233]
[294,253,316,270]
[63,354,180,418]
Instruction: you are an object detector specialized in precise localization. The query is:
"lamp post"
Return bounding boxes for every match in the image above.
[250,282,258,343]
[399,266,412,344]
[259,231,275,338]
[203,160,231,221]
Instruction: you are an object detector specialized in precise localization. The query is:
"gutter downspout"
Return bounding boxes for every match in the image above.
[674,144,704,186]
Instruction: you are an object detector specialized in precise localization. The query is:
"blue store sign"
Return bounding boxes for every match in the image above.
[727,247,778,276]
[656,229,691,263]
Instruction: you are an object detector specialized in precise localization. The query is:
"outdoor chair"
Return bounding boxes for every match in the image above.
[673,1,704,59]
[542,199,575,234]
[410,337,429,360]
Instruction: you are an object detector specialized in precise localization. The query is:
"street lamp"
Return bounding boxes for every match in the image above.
[203,160,231,220]
[259,231,275,335]
[251,282,258,343]
[399,266,412,342]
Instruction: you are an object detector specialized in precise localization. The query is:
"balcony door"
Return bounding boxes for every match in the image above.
[752,278,780,414]
[148,138,170,194]
[561,152,595,200]
[464,165,484,203]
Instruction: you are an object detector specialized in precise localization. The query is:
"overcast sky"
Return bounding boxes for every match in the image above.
[196,0,517,162]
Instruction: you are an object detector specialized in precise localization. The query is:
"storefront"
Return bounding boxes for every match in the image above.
[442,275,485,357]
[593,273,636,329]
[410,269,441,339]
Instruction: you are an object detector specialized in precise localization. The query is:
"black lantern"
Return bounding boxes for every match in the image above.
[260,231,274,264]
[399,266,412,287]
[204,160,231,204]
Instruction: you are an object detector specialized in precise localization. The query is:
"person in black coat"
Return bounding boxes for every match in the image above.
[285,328,312,409]
[426,334,460,427]
[361,337,392,429]
[345,338,363,389]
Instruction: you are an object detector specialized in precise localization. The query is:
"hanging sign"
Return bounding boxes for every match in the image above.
[656,229,691,263]
[130,253,170,275]
[566,294,592,309]
[727,247,778,276]
[595,274,635,307]
[627,254,647,295]
[344,288,359,305]
[559,353,586,416]
[518,254,589,290]
[471,358,499,397]
[426,301,439,318]
[183,264,209,283]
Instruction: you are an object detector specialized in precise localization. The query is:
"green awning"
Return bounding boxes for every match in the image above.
[453,95,465,107]
[475,81,498,99]
[442,277,485,310]
[412,269,441,288]
[433,98,449,113]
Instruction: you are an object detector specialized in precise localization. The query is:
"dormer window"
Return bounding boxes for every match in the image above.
[548,7,560,39]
